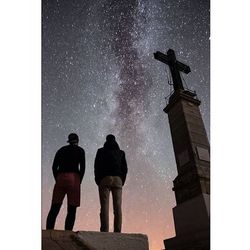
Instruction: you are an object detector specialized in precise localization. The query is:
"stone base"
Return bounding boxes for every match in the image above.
[173,194,210,236]
[164,228,210,250]
[164,194,210,250]
[42,230,149,250]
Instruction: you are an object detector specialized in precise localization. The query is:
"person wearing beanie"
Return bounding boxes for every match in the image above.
[94,134,128,233]
[46,133,85,230]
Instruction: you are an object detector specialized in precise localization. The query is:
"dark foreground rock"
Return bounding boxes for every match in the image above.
[42,230,149,250]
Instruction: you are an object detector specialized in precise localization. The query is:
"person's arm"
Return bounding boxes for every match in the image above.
[121,151,128,185]
[79,149,85,183]
[94,149,102,185]
[52,151,60,181]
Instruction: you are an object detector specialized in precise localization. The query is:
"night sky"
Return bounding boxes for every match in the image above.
[42,0,210,249]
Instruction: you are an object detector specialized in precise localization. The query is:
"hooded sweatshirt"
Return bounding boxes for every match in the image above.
[94,140,127,185]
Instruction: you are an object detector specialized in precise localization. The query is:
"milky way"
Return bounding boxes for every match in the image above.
[42,1,210,249]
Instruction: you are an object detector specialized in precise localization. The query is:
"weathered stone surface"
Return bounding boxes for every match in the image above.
[42,230,149,250]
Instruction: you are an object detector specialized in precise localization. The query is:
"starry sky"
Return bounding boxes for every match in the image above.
[42,0,210,249]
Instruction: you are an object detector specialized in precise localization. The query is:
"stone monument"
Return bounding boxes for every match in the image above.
[154,49,210,249]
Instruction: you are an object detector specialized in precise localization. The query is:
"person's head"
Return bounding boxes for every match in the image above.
[67,133,79,145]
[104,134,119,150]
[106,134,116,142]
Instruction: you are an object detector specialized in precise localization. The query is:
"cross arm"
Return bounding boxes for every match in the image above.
[176,61,191,74]
[154,51,169,65]
[154,51,191,74]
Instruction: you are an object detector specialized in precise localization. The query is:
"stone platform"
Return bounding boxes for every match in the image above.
[42,230,149,250]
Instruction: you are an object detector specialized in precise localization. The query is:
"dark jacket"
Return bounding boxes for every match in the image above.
[52,144,85,183]
[94,140,127,185]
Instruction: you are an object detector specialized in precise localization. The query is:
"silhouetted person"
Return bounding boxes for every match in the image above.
[94,134,128,233]
[46,133,85,230]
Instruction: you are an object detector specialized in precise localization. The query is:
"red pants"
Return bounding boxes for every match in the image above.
[52,172,80,207]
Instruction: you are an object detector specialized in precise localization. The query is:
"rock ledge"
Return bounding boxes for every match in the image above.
[42,230,149,250]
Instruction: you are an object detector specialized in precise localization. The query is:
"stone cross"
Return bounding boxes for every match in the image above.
[154,49,191,91]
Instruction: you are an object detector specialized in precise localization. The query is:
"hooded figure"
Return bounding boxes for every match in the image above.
[94,134,127,233]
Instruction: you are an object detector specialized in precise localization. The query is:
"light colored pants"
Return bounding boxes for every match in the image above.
[98,176,123,232]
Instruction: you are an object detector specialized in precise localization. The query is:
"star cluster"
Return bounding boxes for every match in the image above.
[42,1,210,249]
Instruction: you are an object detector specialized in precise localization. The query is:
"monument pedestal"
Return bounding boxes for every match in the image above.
[164,194,210,250]
[173,194,209,236]
[164,228,210,250]
[163,90,210,250]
